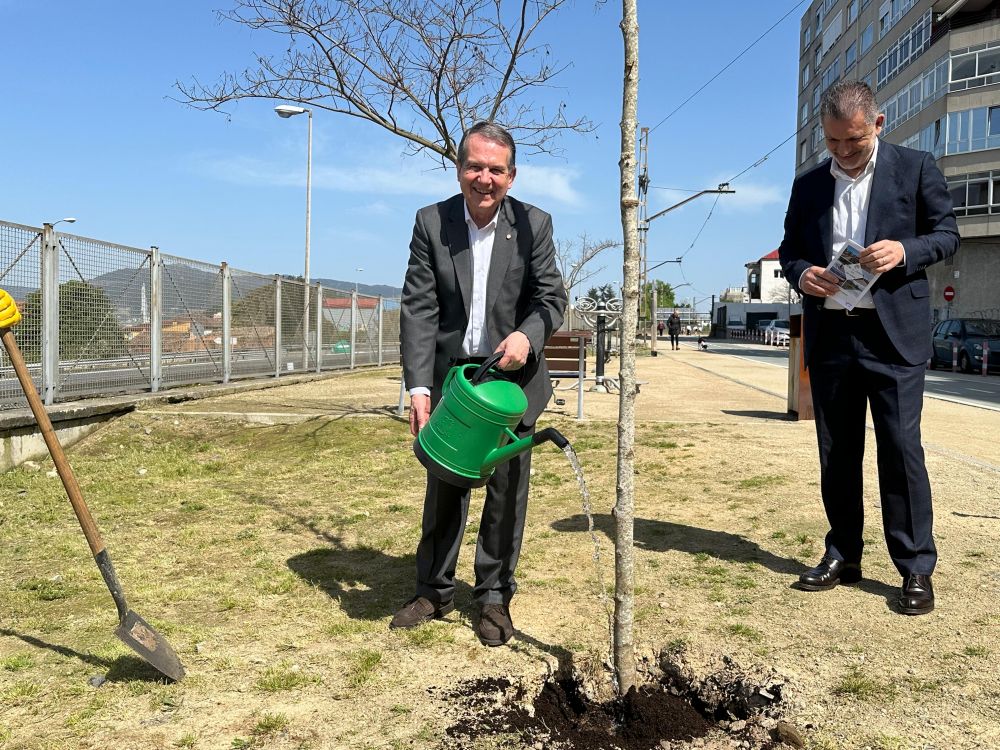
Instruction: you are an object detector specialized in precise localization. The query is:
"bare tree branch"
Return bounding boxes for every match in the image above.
[174,0,593,165]
[554,234,619,300]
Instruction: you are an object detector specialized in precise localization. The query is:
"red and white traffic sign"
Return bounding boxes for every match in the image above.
[943,286,955,302]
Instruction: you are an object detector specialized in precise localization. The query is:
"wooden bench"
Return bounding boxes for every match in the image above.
[544,330,589,419]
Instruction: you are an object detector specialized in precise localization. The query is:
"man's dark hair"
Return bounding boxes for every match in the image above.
[820,80,879,125]
[456,121,516,170]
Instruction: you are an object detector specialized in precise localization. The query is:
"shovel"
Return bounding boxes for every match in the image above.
[0,293,185,681]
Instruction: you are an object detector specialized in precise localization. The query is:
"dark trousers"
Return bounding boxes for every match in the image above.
[809,311,936,578]
[669,333,679,347]
[414,422,534,606]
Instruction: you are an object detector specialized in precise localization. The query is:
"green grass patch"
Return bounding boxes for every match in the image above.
[255,662,317,692]
[722,623,763,642]
[1,653,34,671]
[832,667,897,702]
[347,649,383,687]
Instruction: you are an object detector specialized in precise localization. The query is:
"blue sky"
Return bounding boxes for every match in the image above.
[1,1,803,307]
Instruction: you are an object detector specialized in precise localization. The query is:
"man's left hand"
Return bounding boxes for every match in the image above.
[859,240,905,274]
[494,331,531,371]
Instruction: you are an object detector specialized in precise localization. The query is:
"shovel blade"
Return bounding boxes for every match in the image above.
[115,610,186,681]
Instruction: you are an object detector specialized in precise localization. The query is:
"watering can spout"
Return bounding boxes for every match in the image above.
[481,427,569,473]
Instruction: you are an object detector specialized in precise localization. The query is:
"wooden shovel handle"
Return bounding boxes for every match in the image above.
[1,327,106,558]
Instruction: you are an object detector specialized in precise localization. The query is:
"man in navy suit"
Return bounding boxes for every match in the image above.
[779,81,959,615]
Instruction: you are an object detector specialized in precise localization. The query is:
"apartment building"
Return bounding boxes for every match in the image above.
[796,0,1000,321]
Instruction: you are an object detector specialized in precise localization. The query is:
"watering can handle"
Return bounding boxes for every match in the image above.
[470,352,505,385]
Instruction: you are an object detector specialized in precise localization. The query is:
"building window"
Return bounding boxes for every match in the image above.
[802,63,811,88]
[800,140,809,165]
[860,22,874,56]
[803,24,812,50]
[949,40,1000,92]
[845,42,857,73]
[822,58,841,91]
[801,102,810,126]
[774,269,783,279]
[813,85,821,111]
[876,10,932,90]
[947,171,1000,217]
[848,0,859,25]
[822,10,845,56]
[880,0,919,41]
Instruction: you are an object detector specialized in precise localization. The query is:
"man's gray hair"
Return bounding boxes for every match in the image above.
[456,121,516,170]
[820,80,880,124]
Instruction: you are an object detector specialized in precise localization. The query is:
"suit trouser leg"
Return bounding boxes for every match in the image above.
[473,422,534,606]
[809,313,936,574]
[863,355,936,577]
[414,474,471,604]
[809,322,868,564]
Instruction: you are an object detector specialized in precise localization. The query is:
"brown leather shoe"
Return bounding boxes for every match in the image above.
[389,596,454,629]
[899,574,934,615]
[475,603,514,646]
[796,555,862,591]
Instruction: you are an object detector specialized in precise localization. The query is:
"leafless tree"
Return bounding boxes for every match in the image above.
[614,0,639,696]
[555,234,619,301]
[175,0,592,164]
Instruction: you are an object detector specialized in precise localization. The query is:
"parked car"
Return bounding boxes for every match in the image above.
[929,318,1000,373]
[763,319,790,346]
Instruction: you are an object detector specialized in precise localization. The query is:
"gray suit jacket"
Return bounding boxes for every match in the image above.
[401,194,566,424]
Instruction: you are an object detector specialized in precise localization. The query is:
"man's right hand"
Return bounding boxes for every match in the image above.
[409,393,431,437]
[799,266,842,298]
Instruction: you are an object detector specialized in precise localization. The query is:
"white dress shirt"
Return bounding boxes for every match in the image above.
[461,201,498,356]
[408,202,499,397]
[827,138,879,309]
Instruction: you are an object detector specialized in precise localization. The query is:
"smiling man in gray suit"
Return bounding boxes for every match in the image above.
[391,121,566,645]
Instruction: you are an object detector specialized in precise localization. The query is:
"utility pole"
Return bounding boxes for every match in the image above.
[638,127,650,346]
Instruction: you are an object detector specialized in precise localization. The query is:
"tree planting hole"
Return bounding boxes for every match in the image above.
[442,650,787,749]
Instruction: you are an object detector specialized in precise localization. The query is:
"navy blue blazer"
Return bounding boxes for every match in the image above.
[778,140,959,367]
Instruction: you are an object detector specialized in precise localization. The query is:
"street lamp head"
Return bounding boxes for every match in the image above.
[274,104,309,118]
[45,217,76,227]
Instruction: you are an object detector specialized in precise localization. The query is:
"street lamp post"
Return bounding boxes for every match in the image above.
[274,104,313,369]
[639,184,734,353]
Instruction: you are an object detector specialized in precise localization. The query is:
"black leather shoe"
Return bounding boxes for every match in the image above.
[389,596,454,629]
[796,555,862,591]
[475,603,514,646]
[899,574,934,615]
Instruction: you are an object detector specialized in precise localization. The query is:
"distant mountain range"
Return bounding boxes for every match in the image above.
[4,266,402,321]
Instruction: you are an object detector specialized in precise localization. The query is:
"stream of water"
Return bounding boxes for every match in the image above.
[561,443,614,644]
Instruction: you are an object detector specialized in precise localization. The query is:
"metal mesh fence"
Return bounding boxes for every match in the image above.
[159,255,224,387]
[230,270,277,379]
[278,280,318,374]
[0,218,400,411]
[355,293,382,366]
[317,287,353,370]
[0,221,43,410]
[55,233,152,399]
[381,297,402,366]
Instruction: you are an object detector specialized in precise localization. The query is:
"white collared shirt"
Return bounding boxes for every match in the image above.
[826,138,879,309]
[461,201,498,356]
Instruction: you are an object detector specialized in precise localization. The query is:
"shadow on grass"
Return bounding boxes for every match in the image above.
[550,514,803,576]
[0,630,171,682]
[287,545,475,621]
[721,409,795,420]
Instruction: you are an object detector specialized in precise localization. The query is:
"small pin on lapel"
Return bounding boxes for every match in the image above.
[506,233,512,240]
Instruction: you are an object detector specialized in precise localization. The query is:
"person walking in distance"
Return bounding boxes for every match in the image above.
[392,122,566,645]
[778,81,959,615]
[666,311,681,350]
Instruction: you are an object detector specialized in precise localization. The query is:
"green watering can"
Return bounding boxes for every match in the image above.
[414,352,568,488]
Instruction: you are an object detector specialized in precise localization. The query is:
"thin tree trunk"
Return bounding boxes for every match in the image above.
[614,0,639,696]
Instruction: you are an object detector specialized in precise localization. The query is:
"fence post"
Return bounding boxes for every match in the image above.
[350,290,357,370]
[274,276,282,378]
[982,340,989,377]
[40,223,60,405]
[315,284,323,374]
[951,341,958,372]
[221,262,232,384]
[377,296,384,367]
[150,246,162,393]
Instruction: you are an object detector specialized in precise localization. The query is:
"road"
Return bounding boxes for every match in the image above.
[692,338,1000,411]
